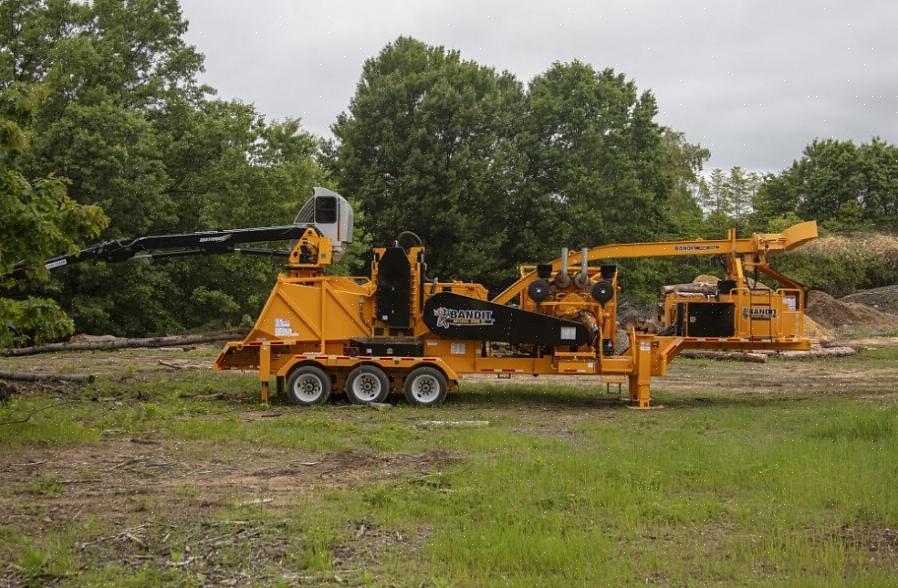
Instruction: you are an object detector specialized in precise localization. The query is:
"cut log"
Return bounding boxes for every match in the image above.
[778,346,857,359]
[0,371,95,383]
[679,350,769,363]
[661,283,718,295]
[1,330,244,357]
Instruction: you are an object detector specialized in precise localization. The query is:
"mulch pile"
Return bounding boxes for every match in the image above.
[806,290,898,331]
[840,285,898,315]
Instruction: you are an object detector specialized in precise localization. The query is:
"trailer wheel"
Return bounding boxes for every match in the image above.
[345,365,390,404]
[403,367,448,407]
[286,365,332,406]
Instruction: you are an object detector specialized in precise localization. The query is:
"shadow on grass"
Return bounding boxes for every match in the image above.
[253,382,815,413]
[654,391,811,410]
[450,388,628,410]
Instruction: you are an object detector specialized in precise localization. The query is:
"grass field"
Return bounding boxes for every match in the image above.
[1,345,897,586]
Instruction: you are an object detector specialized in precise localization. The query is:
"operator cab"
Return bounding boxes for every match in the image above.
[294,187,354,262]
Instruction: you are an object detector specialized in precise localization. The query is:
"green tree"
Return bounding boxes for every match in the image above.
[753,138,898,232]
[0,83,107,346]
[660,131,708,238]
[518,61,710,301]
[60,98,326,336]
[329,36,527,285]
[699,166,760,235]
[521,61,706,250]
[726,166,760,225]
[1,0,326,337]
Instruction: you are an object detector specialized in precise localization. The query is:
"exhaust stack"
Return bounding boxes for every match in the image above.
[574,247,590,289]
[555,247,571,288]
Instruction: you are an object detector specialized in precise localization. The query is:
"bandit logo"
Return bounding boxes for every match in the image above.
[674,244,721,252]
[433,307,495,329]
[743,307,776,320]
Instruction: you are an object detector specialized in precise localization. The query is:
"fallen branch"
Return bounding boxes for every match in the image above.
[0,371,95,383]
[679,351,769,363]
[178,392,226,400]
[415,420,490,429]
[778,346,857,359]
[0,400,71,425]
[9,459,48,467]
[237,497,273,507]
[1,330,244,357]
[158,360,189,370]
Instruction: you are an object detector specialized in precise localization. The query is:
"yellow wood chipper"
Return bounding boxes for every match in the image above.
[16,187,818,408]
[211,188,818,408]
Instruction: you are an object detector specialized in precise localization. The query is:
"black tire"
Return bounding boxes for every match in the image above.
[591,279,614,304]
[527,279,551,302]
[345,365,390,404]
[286,365,332,406]
[403,367,448,407]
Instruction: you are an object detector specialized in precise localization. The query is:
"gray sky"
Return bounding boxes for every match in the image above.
[179,0,898,173]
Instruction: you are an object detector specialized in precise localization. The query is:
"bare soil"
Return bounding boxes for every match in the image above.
[0,439,451,586]
[1,442,455,527]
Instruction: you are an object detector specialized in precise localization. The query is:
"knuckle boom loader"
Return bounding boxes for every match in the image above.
[19,188,819,408]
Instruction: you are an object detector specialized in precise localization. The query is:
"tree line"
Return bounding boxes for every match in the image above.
[2,2,896,345]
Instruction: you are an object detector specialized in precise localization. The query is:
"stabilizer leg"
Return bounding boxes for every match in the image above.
[628,334,655,409]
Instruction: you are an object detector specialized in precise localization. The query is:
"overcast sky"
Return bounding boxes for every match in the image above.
[179,0,897,173]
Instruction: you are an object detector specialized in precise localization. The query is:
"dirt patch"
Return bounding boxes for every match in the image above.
[0,437,451,586]
[839,525,898,553]
[842,336,898,348]
[810,234,898,256]
[0,441,457,531]
[806,290,898,331]
[3,516,417,587]
[330,517,425,574]
[0,348,223,380]
[462,356,898,398]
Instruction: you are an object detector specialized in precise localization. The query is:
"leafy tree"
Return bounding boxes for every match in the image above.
[0,83,106,346]
[60,98,326,336]
[727,166,760,223]
[753,138,898,233]
[699,166,760,235]
[660,131,708,238]
[521,62,681,251]
[331,45,709,292]
[518,61,710,301]
[329,36,527,285]
[1,0,326,337]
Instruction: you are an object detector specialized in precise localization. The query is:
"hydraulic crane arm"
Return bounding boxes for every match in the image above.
[10,187,357,280]
[10,224,313,279]
[492,221,818,304]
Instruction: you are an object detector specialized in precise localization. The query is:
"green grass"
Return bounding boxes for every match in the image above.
[1,347,897,586]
